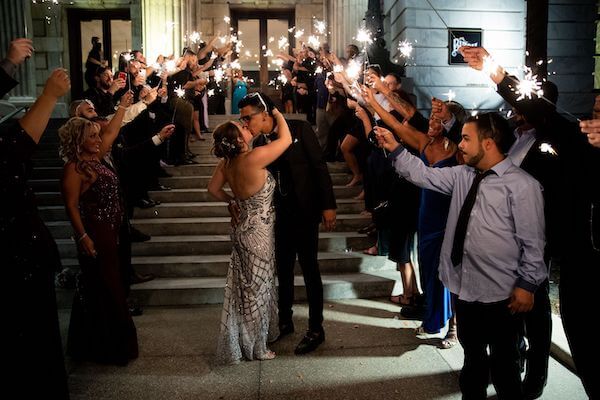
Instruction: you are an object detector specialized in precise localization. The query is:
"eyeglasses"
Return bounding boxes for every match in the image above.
[239,110,262,124]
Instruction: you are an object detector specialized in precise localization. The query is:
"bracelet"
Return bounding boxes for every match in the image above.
[77,232,88,243]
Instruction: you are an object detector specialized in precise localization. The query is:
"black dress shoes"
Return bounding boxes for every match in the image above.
[130,271,155,284]
[294,329,325,355]
[136,198,161,209]
[129,226,151,242]
[523,374,547,399]
[129,305,143,316]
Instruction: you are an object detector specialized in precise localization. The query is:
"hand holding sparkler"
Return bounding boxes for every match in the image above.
[431,97,452,123]
[6,38,34,65]
[118,90,133,110]
[158,124,176,142]
[579,118,600,148]
[374,126,400,153]
[459,46,505,84]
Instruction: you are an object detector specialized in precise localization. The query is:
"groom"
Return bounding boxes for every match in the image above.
[238,92,337,354]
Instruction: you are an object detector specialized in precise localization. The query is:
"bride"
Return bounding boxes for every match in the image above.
[208,108,292,364]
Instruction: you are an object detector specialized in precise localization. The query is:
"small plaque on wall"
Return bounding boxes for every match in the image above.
[448,28,483,65]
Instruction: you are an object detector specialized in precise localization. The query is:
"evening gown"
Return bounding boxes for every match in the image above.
[215,171,279,364]
[418,149,457,333]
[66,160,138,365]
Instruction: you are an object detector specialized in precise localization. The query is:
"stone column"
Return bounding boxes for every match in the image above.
[328,0,368,57]
[0,0,36,99]
[141,0,187,62]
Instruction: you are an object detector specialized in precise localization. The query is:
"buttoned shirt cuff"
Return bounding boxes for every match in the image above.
[441,115,456,132]
[516,277,538,293]
[152,135,163,146]
[388,145,405,159]
[0,58,17,78]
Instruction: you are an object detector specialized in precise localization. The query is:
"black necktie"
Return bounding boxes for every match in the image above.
[451,169,496,266]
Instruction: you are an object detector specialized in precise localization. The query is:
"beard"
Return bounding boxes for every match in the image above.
[464,145,484,168]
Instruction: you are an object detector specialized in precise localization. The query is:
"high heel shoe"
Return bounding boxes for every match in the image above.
[440,328,458,349]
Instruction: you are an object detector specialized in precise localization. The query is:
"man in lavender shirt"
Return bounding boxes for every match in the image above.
[376,112,547,399]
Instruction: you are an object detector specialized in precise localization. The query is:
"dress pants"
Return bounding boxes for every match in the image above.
[560,250,600,399]
[456,298,523,400]
[520,279,551,392]
[275,209,324,333]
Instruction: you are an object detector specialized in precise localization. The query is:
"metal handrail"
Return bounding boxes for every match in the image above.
[0,106,27,125]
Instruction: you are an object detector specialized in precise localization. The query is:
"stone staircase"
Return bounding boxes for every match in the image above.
[31,115,398,308]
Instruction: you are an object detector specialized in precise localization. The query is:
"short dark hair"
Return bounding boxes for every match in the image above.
[367,64,383,77]
[465,112,513,154]
[347,44,359,54]
[237,92,275,114]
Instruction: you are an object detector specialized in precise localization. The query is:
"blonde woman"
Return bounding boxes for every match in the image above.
[59,92,143,365]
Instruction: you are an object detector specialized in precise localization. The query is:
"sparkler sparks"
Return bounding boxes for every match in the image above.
[174,85,185,98]
[346,59,362,80]
[307,35,320,49]
[189,31,201,44]
[442,89,456,102]
[515,66,543,101]
[314,20,327,35]
[356,28,373,45]
[294,29,304,39]
[482,55,501,78]
[223,16,231,24]
[398,40,413,58]
[278,36,289,50]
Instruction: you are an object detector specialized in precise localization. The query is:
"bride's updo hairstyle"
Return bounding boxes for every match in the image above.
[212,121,244,162]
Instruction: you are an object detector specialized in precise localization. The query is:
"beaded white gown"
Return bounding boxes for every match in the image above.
[215,171,279,364]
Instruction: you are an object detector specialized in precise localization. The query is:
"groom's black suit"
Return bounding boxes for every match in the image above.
[255,119,336,332]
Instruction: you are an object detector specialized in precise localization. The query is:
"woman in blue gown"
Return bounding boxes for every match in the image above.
[231,69,248,114]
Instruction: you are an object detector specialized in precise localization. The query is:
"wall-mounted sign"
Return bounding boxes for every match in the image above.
[448,28,483,65]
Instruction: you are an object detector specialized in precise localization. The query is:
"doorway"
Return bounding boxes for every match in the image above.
[67,8,131,99]
[230,9,295,103]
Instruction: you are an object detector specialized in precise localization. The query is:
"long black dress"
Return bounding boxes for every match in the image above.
[66,160,138,365]
[1,124,69,399]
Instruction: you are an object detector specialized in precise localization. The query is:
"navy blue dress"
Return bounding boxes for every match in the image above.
[418,149,456,333]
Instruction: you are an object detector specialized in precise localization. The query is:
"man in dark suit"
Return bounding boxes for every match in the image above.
[507,103,560,400]
[462,46,600,399]
[238,92,337,354]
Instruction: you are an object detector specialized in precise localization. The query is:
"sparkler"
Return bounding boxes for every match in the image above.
[314,20,327,35]
[307,35,320,49]
[278,36,289,50]
[515,66,543,101]
[333,65,344,73]
[356,28,373,45]
[223,16,230,24]
[442,89,456,102]
[294,29,304,39]
[398,40,414,58]
[189,31,201,44]
[171,85,185,123]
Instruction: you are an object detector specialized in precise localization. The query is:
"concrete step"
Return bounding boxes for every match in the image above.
[39,198,365,221]
[46,214,371,238]
[34,185,363,206]
[29,173,355,192]
[56,269,397,307]
[55,231,374,258]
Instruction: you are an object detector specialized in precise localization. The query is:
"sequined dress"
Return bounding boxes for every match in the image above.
[66,160,138,365]
[215,171,279,364]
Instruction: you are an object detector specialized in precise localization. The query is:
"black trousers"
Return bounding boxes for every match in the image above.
[275,210,323,332]
[560,250,600,399]
[456,298,523,400]
[519,279,551,389]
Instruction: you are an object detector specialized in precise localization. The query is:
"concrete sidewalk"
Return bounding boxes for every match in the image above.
[59,299,587,399]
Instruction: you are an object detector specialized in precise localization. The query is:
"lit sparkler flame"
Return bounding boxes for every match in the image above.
[208,89,215,97]
[268,36,275,43]
[174,85,185,98]
[278,74,288,85]
[346,59,362,80]
[189,31,201,44]
[442,89,456,102]
[482,55,501,77]
[278,36,289,50]
[294,29,304,39]
[307,35,320,49]
[214,68,225,83]
[314,20,327,35]
[315,66,323,74]
[223,16,230,24]
[356,28,373,44]
[122,52,132,62]
[515,66,543,101]
[333,65,344,73]
[165,60,177,72]
[398,40,413,58]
